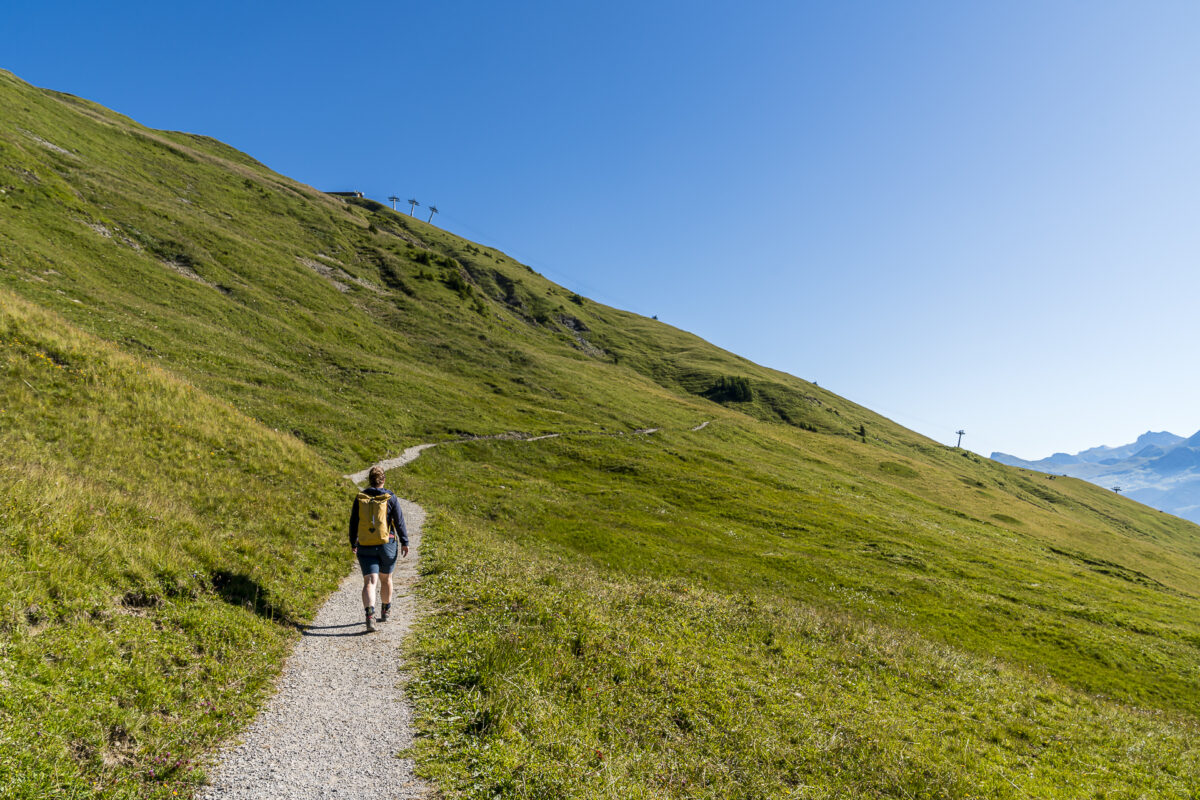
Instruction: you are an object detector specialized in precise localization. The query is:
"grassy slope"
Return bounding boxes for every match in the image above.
[0,290,348,798]
[403,433,1200,797]
[1,69,1198,797]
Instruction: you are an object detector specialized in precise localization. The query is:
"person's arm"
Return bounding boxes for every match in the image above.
[348,497,359,551]
[389,493,409,550]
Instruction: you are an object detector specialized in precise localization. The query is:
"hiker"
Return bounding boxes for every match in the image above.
[349,465,409,632]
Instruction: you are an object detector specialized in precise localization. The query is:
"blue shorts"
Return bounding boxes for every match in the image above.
[357,539,398,575]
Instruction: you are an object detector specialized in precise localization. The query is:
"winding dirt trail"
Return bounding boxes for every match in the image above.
[199,436,437,799]
[198,496,430,800]
[346,442,439,484]
[199,421,711,798]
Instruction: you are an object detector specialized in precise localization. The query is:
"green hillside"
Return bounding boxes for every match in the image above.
[0,290,349,797]
[2,69,1198,798]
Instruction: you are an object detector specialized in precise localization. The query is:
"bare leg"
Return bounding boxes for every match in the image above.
[362,573,379,609]
[379,572,393,605]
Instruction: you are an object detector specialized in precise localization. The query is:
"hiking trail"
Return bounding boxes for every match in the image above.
[200,421,711,797]
[199,449,431,798]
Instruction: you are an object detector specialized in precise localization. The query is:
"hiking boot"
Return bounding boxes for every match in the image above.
[379,603,390,623]
[365,608,377,633]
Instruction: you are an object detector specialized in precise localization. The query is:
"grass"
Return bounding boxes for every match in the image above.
[410,533,1199,798]
[398,432,1200,797]
[2,67,1200,797]
[0,291,347,798]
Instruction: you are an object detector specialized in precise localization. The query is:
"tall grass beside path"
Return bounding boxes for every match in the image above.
[411,542,1199,798]
[0,291,349,799]
[402,437,1200,798]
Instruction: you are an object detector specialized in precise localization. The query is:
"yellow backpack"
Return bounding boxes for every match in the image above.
[356,492,391,546]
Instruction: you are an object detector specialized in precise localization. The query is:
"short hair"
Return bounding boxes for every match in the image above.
[368,466,386,487]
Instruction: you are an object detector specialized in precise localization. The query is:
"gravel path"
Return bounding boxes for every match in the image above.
[197,497,430,800]
[199,424,685,798]
[346,444,439,484]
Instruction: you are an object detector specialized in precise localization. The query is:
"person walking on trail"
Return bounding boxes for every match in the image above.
[349,465,409,632]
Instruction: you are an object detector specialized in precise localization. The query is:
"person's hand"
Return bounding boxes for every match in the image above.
[402,545,410,558]
[351,546,357,555]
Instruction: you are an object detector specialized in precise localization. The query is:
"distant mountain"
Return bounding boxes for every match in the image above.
[991,430,1200,522]
[1076,431,1186,463]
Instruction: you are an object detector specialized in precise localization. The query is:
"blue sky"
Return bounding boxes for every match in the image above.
[7,1,1200,459]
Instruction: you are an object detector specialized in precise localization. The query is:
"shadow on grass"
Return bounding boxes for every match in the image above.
[210,570,296,625]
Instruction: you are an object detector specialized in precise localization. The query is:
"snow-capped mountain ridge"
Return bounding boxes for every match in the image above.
[991,430,1200,523]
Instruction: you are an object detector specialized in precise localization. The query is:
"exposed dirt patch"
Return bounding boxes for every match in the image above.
[21,129,76,157]
[161,259,216,289]
[298,256,382,294]
[82,220,112,238]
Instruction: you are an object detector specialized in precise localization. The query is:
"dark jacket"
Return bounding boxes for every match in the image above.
[348,487,408,549]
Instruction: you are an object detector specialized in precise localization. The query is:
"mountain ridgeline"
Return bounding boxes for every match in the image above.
[993,430,1200,524]
[3,69,1200,799]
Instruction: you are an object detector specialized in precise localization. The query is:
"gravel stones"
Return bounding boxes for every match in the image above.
[198,499,430,799]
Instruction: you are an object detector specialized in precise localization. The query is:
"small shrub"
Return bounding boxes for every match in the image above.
[527,296,558,325]
[148,239,198,267]
[442,270,472,300]
[706,376,752,403]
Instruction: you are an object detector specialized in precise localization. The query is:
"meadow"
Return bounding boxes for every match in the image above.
[0,291,348,798]
[1,68,1199,797]
[399,428,1200,798]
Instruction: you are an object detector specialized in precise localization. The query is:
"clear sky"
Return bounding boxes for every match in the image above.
[7,1,1200,459]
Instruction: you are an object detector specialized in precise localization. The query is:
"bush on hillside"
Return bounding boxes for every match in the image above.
[528,296,556,325]
[706,375,753,403]
[147,239,200,268]
[442,269,472,300]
